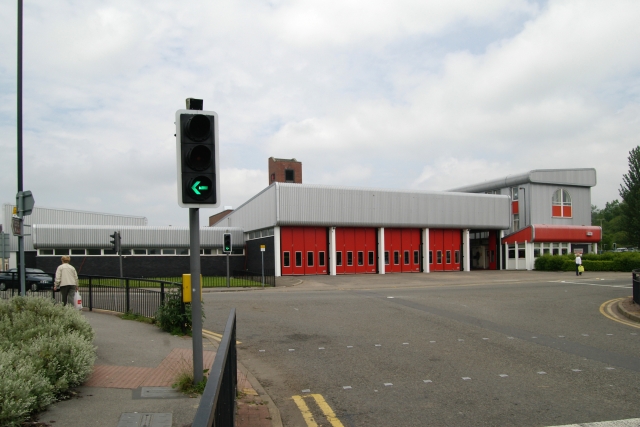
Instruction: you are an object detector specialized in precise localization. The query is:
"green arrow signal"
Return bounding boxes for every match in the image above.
[191,181,209,195]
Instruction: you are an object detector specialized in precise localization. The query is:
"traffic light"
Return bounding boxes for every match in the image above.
[176,108,220,208]
[110,231,121,254]
[223,233,232,253]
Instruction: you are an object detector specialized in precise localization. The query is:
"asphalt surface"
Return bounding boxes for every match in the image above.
[202,271,640,427]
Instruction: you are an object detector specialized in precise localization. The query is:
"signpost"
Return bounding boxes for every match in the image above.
[176,98,220,386]
[260,245,265,288]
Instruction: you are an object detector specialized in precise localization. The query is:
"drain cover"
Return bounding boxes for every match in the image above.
[117,413,172,427]
[139,387,184,399]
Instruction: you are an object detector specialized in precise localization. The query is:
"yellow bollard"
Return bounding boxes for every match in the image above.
[182,274,203,303]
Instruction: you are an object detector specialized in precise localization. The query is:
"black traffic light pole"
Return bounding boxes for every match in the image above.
[17,0,26,295]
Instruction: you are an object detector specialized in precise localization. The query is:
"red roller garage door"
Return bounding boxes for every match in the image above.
[384,229,421,273]
[280,227,328,275]
[429,229,461,272]
[335,227,377,274]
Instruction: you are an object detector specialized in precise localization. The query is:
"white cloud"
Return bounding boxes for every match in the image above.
[1,0,639,227]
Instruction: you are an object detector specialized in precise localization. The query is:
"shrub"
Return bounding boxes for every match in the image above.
[0,297,96,426]
[534,251,640,272]
[155,293,191,336]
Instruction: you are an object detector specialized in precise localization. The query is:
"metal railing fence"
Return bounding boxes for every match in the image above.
[193,308,237,427]
[145,271,275,288]
[633,269,640,304]
[0,272,182,319]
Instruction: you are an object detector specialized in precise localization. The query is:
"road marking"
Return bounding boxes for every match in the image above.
[499,374,508,377]
[538,371,547,375]
[462,377,471,380]
[550,280,632,289]
[545,418,640,426]
[423,380,432,383]
[202,329,242,344]
[599,298,640,329]
[292,394,345,427]
[384,383,393,386]
[343,386,351,390]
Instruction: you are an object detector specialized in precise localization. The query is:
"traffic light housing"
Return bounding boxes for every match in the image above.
[176,109,220,208]
[223,233,232,253]
[110,231,121,254]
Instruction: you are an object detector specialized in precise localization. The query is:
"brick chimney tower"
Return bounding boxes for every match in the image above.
[268,157,302,185]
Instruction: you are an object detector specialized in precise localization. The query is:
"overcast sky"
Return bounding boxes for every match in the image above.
[1,0,639,227]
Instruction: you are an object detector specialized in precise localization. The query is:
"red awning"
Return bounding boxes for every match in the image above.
[502,225,601,244]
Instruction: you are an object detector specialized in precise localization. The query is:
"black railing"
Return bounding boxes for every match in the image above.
[633,269,640,304]
[147,271,275,288]
[193,308,237,427]
[0,273,181,319]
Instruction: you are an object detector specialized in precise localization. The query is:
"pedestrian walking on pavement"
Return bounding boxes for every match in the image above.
[54,256,79,306]
[575,254,582,276]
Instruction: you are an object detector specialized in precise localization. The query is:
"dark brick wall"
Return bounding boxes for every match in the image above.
[245,236,275,274]
[36,255,246,277]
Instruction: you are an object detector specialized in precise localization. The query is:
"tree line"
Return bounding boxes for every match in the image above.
[591,146,640,251]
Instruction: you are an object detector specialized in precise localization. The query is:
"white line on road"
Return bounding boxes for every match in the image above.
[545,418,640,426]
[549,280,632,289]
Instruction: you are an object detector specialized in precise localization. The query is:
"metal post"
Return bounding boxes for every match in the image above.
[261,250,264,288]
[125,278,130,313]
[226,253,230,288]
[89,277,93,311]
[189,208,204,384]
[17,0,25,296]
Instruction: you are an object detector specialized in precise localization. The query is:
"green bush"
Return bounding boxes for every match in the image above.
[0,297,96,426]
[155,293,191,336]
[534,251,640,272]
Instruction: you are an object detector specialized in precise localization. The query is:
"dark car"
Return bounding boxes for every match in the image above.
[0,268,55,292]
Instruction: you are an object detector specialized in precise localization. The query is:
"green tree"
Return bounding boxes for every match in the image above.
[619,146,640,248]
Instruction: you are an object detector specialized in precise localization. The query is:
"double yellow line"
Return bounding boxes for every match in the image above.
[202,329,241,344]
[599,298,640,329]
[292,394,345,427]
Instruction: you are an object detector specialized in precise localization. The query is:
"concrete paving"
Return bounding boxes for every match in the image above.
[38,309,281,427]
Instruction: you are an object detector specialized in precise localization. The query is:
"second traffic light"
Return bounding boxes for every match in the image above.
[223,233,232,253]
[110,231,121,254]
[176,108,220,208]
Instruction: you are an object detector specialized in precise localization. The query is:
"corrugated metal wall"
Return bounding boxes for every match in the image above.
[32,225,245,249]
[277,184,510,229]
[528,185,592,227]
[225,183,510,230]
[2,204,148,252]
[225,185,278,231]
[449,169,596,193]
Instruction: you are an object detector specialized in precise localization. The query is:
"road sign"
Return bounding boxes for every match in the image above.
[260,245,265,252]
[16,190,34,217]
[11,217,22,236]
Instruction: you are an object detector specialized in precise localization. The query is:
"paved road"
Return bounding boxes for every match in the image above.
[202,271,640,427]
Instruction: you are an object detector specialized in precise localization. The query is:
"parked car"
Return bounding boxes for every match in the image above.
[0,268,55,292]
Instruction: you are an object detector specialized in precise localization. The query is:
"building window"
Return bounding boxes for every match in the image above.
[508,245,515,258]
[413,251,419,264]
[39,249,54,255]
[71,249,85,255]
[429,251,433,264]
[384,251,389,265]
[347,251,353,266]
[283,252,290,267]
[357,251,364,266]
[307,251,314,267]
[404,251,409,265]
[552,189,572,217]
[446,250,451,264]
[87,249,101,256]
[295,252,302,267]
[436,251,442,264]
[513,213,520,230]
[319,252,325,266]
[368,251,374,265]
[518,249,525,258]
[163,249,176,255]
[511,187,518,201]
[455,250,460,264]
[394,251,400,265]
[336,252,343,266]
[54,249,69,255]
[285,169,295,182]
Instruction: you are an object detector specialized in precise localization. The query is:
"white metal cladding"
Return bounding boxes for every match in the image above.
[528,184,592,226]
[244,183,510,229]
[32,225,245,249]
[448,169,597,193]
[2,204,148,252]
[224,185,278,231]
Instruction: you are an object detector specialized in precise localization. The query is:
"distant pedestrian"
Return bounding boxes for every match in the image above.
[575,254,582,276]
[54,256,78,306]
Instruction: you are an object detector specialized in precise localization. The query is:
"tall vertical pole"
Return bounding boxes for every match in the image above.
[226,253,230,287]
[17,0,26,295]
[189,208,203,384]
[261,250,264,288]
